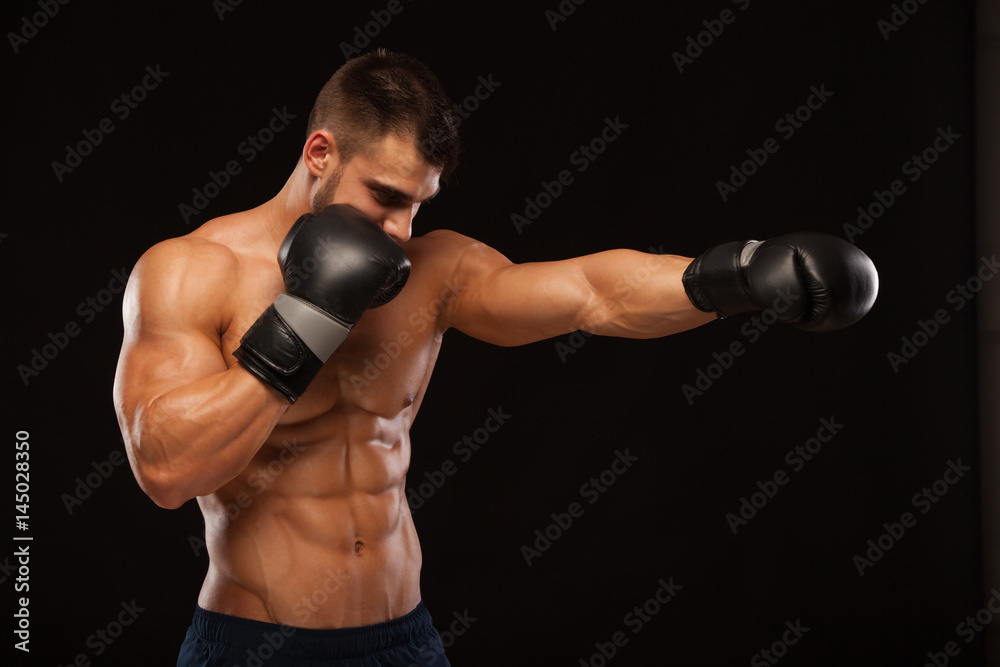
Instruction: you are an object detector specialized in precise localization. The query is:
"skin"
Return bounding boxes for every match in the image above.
[112,128,716,630]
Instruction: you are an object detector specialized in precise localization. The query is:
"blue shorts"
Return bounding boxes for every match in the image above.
[176,602,451,667]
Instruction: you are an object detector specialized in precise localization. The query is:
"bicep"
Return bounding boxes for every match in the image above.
[441,241,597,346]
[115,314,229,416]
[113,243,235,422]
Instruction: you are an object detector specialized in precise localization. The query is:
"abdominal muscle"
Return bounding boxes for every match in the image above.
[195,394,424,630]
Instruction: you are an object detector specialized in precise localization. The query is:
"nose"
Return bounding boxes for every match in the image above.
[380,207,415,243]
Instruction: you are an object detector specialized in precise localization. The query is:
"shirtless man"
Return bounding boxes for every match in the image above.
[113,50,877,666]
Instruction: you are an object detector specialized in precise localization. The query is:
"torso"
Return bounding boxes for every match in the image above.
[190,209,456,629]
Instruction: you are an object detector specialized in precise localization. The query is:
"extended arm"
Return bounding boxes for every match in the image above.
[437,230,878,345]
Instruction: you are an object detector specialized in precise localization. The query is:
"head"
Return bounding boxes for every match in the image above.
[301,49,460,242]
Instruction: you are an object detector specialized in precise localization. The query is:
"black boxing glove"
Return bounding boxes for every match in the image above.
[681,232,878,332]
[234,205,411,402]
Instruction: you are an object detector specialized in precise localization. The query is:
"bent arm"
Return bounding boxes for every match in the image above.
[113,240,287,509]
[437,231,716,346]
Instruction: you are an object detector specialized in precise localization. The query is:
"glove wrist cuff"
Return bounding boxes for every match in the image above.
[682,240,759,317]
[234,304,325,403]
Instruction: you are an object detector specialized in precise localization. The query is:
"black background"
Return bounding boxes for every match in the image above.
[4,0,981,665]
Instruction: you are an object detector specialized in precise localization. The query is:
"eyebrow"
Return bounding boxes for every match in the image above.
[364,178,440,204]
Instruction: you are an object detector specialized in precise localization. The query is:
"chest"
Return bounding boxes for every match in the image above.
[218,261,444,422]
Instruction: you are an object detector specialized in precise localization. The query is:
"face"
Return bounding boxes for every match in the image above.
[310,133,441,243]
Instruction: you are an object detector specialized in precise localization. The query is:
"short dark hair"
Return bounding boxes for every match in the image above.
[306,49,461,176]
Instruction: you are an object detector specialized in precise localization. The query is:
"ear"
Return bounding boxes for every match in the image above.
[302,130,340,178]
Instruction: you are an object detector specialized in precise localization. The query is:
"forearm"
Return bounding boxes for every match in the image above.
[576,250,716,338]
[127,366,288,508]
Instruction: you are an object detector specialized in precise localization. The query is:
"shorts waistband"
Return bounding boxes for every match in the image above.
[189,602,436,660]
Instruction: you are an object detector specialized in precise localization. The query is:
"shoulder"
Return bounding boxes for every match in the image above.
[138,233,239,269]
[403,229,518,332]
[406,228,481,257]
[132,209,259,286]
[124,234,242,331]
[130,235,240,296]
[405,229,513,279]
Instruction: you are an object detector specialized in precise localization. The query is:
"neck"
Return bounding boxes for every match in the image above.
[259,160,315,249]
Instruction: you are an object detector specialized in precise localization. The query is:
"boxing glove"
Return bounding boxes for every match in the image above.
[234,205,411,402]
[681,232,878,332]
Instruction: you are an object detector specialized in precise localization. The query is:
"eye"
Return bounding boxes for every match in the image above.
[373,190,400,206]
